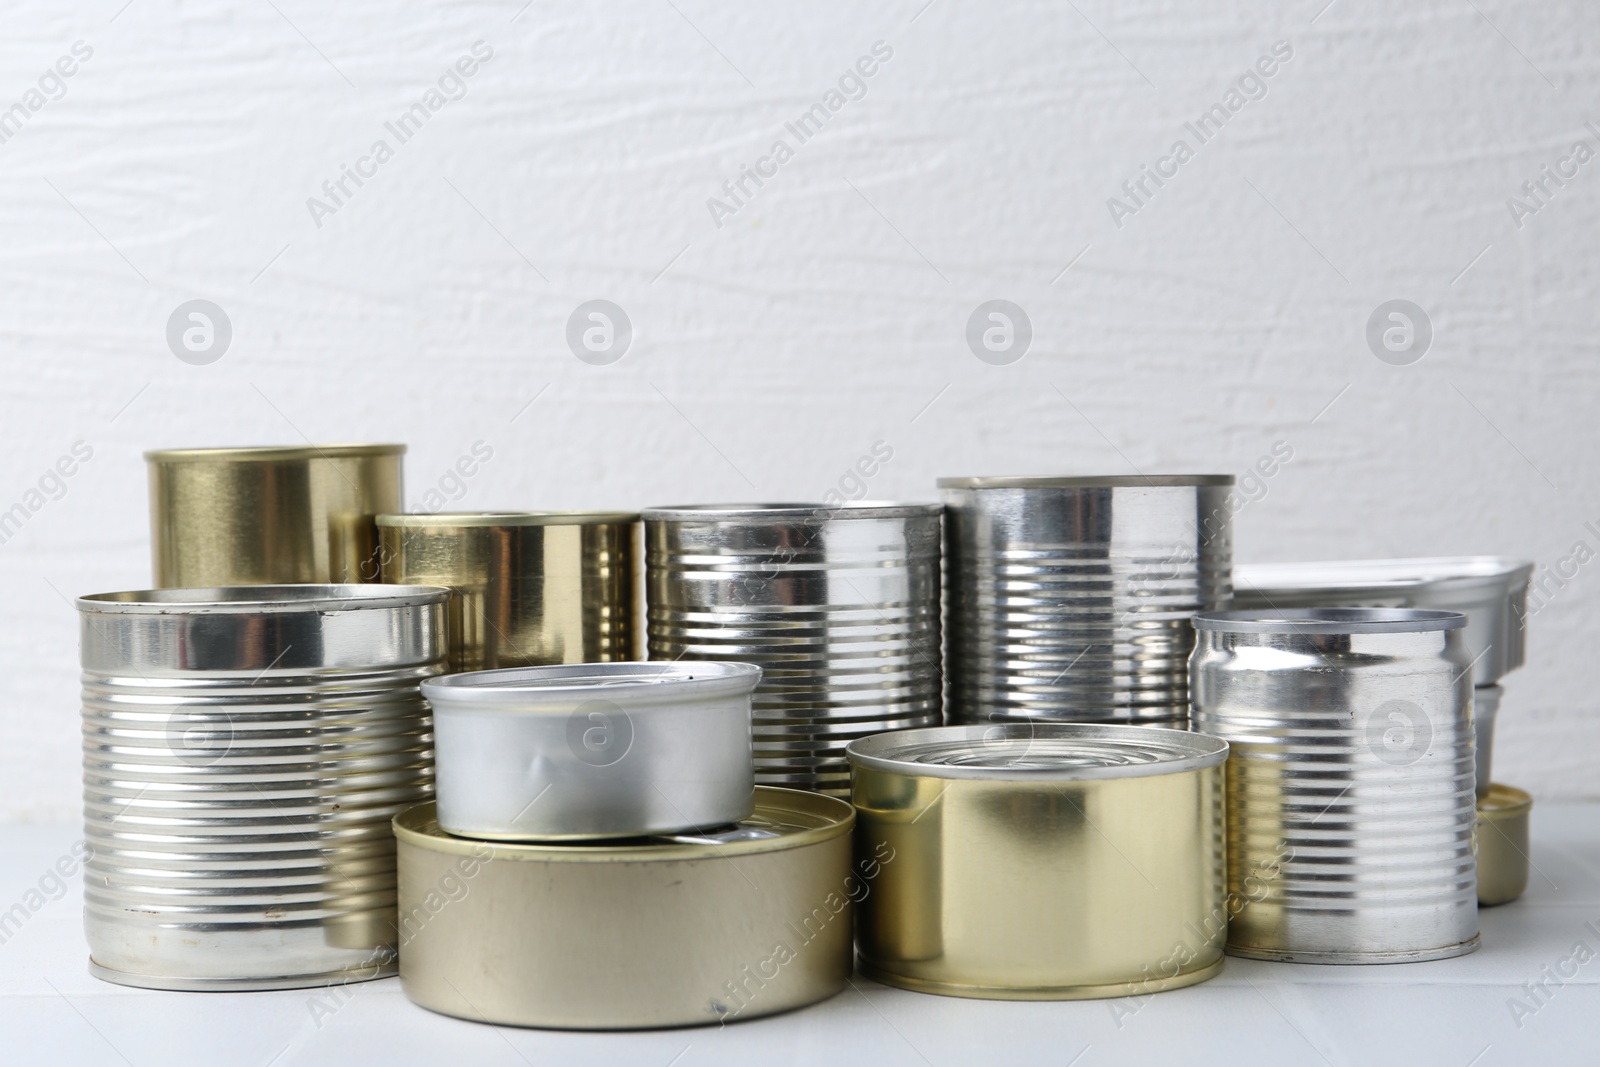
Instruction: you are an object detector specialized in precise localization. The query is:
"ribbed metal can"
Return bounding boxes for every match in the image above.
[79,584,447,991]
[147,444,404,587]
[643,503,942,796]
[375,511,640,674]
[939,475,1234,726]
[1190,607,1478,964]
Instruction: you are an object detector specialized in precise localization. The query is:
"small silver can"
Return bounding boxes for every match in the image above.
[79,584,446,990]
[1190,607,1477,964]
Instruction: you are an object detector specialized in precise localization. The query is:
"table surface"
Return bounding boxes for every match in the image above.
[3,806,1594,1067]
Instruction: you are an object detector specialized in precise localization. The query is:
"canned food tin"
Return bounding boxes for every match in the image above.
[1190,608,1478,963]
[847,723,1228,1000]
[644,503,942,796]
[376,511,640,673]
[939,475,1234,726]
[394,788,855,1029]
[1233,556,1534,686]
[79,584,446,990]
[1477,784,1532,907]
[147,444,403,587]
[422,661,760,840]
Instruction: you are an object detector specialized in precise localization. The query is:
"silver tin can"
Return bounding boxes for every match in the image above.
[1474,684,1501,799]
[79,584,447,990]
[1190,607,1478,964]
[939,475,1234,726]
[423,662,761,840]
[643,503,942,796]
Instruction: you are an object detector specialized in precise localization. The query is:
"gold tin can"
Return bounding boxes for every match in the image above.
[394,787,855,1029]
[1477,783,1532,907]
[147,444,403,587]
[375,511,640,673]
[848,723,1228,1000]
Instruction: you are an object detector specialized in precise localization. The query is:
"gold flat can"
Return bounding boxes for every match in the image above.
[1477,783,1532,907]
[375,512,640,673]
[848,723,1229,1000]
[147,444,403,587]
[393,788,855,1029]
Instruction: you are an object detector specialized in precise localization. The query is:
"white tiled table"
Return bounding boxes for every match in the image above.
[3,806,1594,1066]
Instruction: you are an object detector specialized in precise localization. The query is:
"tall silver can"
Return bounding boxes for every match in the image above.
[79,584,447,990]
[939,475,1234,725]
[643,503,942,796]
[1189,607,1478,964]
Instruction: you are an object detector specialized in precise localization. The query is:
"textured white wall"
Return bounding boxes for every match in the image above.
[2,0,1597,819]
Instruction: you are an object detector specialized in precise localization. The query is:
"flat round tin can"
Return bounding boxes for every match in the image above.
[1477,783,1532,907]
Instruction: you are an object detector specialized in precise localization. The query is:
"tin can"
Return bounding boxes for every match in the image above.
[376,511,640,673]
[79,584,446,990]
[847,723,1228,999]
[423,661,760,840]
[1190,607,1478,963]
[1475,684,1502,799]
[938,475,1234,726]
[147,444,404,587]
[1477,783,1532,907]
[1233,556,1533,686]
[644,503,942,796]
[394,788,855,1029]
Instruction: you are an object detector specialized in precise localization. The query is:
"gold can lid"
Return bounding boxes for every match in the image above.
[376,510,638,528]
[395,786,852,862]
[1478,783,1533,818]
[145,443,405,463]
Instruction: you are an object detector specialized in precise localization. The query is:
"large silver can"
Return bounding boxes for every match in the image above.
[1189,607,1478,964]
[939,475,1234,726]
[643,503,942,796]
[79,584,447,990]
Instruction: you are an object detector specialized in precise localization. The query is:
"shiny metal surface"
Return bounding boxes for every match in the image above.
[1190,607,1479,964]
[423,661,759,840]
[644,502,942,796]
[848,724,1227,999]
[79,584,446,990]
[1477,783,1532,907]
[1233,557,1533,685]
[394,788,855,1029]
[1475,684,1501,799]
[147,444,403,587]
[939,475,1233,726]
[376,511,640,673]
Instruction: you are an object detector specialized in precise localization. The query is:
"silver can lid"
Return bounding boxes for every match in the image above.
[1193,607,1467,634]
[846,724,1227,781]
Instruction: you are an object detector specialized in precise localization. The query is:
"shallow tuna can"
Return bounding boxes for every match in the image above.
[79,584,446,990]
[1190,607,1478,964]
[644,502,942,796]
[146,444,404,587]
[847,723,1227,999]
[376,511,640,674]
[1477,783,1532,907]
[939,475,1234,726]
[393,788,855,1029]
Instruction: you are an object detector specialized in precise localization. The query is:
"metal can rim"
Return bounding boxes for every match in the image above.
[144,443,406,463]
[937,474,1234,490]
[1236,556,1533,598]
[1479,782,1533,817]
[377,510,638,528]
[845,723,1227,780]
[642,501,942,522]
[422,660,762,706]
[1194,607,1466,634]
[77,583,449,614]
[394,788,852,861]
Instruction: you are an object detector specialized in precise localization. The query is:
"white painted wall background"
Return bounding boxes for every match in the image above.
[1,0,1596,820]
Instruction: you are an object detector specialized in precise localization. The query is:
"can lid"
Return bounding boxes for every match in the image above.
[377,510,638,528]
[1478,783,1533,817]
[144,443,405,462]
[846,723,1227,781]
[77,584,448,614]
[938,474,1234,490]
[1194,607,1467,634]
[394,787,852,861]
[422,661,762,707]
[642,501,942,522]
[1236,557,1534,595]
